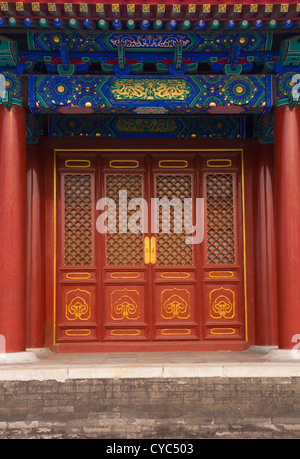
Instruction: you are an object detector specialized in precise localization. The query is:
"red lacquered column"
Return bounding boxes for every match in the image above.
[275,105,300,349]
[0,105,27,353]
[26,145,45,349]
[253,143,278,346]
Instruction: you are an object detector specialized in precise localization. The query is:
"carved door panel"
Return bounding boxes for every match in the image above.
[201,154,245,341]
[101,155,150,341]
[56,155,98,343]
[150,155,200,340]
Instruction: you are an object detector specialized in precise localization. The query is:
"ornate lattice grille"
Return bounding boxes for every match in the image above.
[155,175,193,266]
[206,174,235,264]
[64,174,93,266]
[106,174,144,265]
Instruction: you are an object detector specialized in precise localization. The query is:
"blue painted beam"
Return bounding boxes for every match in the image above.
[27,73,273,115]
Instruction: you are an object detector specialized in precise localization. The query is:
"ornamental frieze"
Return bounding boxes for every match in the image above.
[46,114,245,140]
[106,33,193,51]
[27,74,272,115]
[108,78,193,101]
[27,31,270,54]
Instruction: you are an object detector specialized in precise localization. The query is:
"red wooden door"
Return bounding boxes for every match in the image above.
[55,150,245,348]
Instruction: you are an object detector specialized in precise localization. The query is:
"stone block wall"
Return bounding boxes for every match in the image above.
[0,377,300,439]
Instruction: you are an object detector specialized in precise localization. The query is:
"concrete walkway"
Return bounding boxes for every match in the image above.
[1,346,300,381]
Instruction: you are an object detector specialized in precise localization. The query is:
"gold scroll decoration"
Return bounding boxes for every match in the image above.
[111,288,140,321]
[110,272,140,279]
[210,328,236,335]
[110,329,141,336]
[65,159,91,168]
[161,288,191,320]
[208,271,234,279]
[161,329,191,336]
[66,272,91,280]
[161,272,190,279]
[209,287,235,320]
[65,329,91,337]
[65,288,91,321]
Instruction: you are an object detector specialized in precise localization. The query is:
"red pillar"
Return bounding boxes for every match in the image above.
[26,145,45,349]
[275,105,300,349]
[253,143,278,346]
[0,105,27,353]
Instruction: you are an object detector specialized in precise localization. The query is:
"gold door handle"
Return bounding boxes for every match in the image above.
[144,237,150,264]
[151,236,156,265]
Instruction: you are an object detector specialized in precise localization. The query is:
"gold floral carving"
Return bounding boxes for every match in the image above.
[161,288,191,320]
[110,329,141,336]
[209,287,235,320]
[65,288,91,321]
[109,78,193,101]
[111,288,140,321]
[161,329,191,336]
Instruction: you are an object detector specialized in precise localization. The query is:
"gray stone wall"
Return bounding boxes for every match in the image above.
[0,377,300,439]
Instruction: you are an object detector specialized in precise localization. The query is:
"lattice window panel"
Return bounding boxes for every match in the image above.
[106,174,144,265]
[206,174,235,264]
[155,175,193,266]
[64,174,93,266]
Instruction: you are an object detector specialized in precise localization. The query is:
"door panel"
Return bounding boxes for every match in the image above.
[201,153,245,340]
[101,155,150,341]
[56,154,98,343]
[150,155,199,340]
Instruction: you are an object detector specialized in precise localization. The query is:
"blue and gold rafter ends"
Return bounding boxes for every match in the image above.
[28,74,273,115]
[1,2,299,24]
